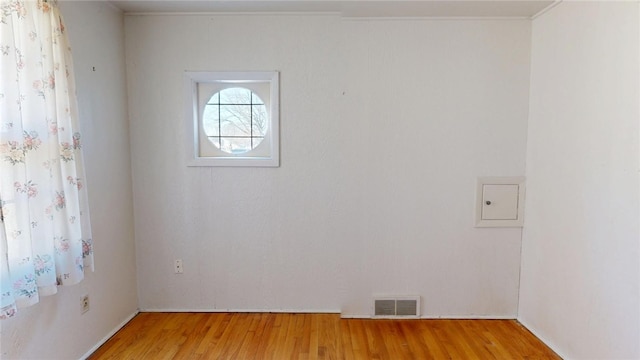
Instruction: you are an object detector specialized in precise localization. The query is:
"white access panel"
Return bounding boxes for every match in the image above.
[475,177,525,227]
[482,184,519,220]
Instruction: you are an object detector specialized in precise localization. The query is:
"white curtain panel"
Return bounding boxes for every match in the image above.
[0,0,93,319]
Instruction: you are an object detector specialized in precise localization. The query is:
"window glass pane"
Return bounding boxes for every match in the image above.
[220,137,252,154]
[252,104,268,136]
[220,87,251,104]
[202,104,219,136]
[251,92,264,105]
[219,105,251,137]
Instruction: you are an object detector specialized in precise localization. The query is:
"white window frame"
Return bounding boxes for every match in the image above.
[185,71,279,167]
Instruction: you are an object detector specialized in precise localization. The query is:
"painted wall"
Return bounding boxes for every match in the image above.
[519,2,640,359]
[125,15,531,317]
[0,2,138,359]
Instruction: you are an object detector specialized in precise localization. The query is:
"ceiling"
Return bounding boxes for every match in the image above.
[109,0,557,18]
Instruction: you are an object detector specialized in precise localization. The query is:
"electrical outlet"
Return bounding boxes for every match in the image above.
[81,294,90,314]
[174,259,183,274]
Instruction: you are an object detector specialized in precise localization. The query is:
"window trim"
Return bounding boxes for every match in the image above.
[185,71,280,167]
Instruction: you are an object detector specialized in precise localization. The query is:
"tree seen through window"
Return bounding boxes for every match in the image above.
[202,87,268,154]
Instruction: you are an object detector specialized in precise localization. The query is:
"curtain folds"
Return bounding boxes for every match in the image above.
[0,0,93,319]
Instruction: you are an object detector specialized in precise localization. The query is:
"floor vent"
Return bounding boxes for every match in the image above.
[373,296,420,318]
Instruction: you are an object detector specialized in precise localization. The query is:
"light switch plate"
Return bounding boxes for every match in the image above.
[475,177,525,227]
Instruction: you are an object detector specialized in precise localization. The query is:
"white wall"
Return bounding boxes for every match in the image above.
[125,14,531,317]
[0,2,138,359]
[519,2,640,359]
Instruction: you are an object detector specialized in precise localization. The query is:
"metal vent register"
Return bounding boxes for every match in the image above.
[373,296,420,318]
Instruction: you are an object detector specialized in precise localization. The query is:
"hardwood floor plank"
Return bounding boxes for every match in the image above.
[271,314,291,359]
[306,314,320,360]
[317,314,341,360]
[363,320,390,359]
[89,313,561,360]
[203,312,245,359]
[398,320,431,359]
[375,321,405,359]
[335,316,352,360]
[347,320,370,359]
[171,313,210,359]
[234,314,267,359]
[431,320,471,359]
[456,321,496,359]
[419,323,448,359]
[251,314,277,359]
[193,312,227,355]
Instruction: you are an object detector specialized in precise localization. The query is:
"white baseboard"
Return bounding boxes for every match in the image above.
[341,314,516,319]
[140,309,516,320]
[340,314,371,319]
[517,317,567,359]
[422,314,516,320]
[139,308,341,314]
[79,310,139,360]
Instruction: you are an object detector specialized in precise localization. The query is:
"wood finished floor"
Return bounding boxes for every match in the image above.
[89,312,561,360]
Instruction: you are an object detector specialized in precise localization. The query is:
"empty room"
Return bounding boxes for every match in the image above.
[0,0,638,359]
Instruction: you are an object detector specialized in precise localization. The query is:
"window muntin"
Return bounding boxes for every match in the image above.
[202,87,268,154]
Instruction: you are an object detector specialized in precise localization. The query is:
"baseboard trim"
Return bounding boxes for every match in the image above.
[141,309,516,320]
[340,314,371,319]
[80,310,139,360]
[517,317,567,359]
[341,314,517,319]
[421,314,517,320]
[139,308,341,314]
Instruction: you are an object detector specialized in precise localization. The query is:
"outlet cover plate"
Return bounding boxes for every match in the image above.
[174,259,184,274]
[81,294,90,314]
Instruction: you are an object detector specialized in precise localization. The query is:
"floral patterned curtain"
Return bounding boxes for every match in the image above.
[0,0,93,319]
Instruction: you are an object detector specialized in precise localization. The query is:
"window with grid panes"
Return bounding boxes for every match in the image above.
[185,71,279,167]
